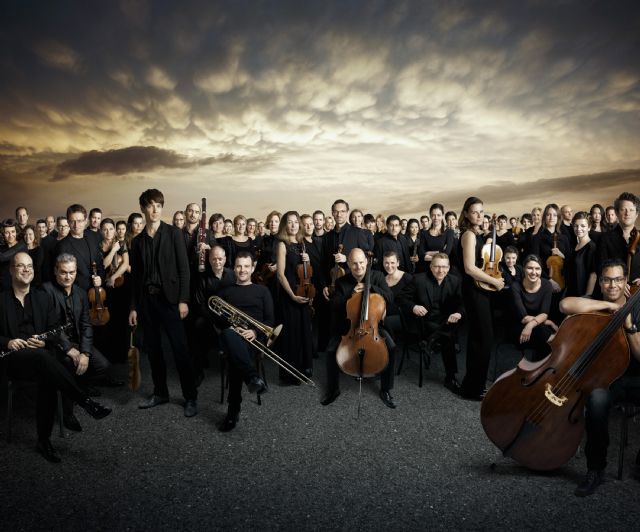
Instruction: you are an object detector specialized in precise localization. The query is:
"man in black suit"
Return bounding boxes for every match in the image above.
[128,189,198,417]
[396,252,464,393]
[42,253,117,431]
[320,248,397,408]
[0,252,110,462]
[373,215,411,272]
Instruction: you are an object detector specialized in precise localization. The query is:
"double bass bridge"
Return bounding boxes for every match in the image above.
[544,383,568,407]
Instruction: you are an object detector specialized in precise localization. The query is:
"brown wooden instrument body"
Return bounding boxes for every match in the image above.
[108,245,125,288]
[628,227,639,294]
[480,312,630,471]
[88,262,110,326]
[295,242,316,302]
[328,244,346,296]
[475,215,503,291]
[546,232,565,290]
[252,248,276,285]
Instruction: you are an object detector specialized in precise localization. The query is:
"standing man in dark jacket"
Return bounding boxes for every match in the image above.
[128,189,198,417]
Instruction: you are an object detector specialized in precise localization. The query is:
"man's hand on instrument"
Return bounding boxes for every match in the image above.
[92,275,102,288]
[128,310,137,327]
[413,305,428,317]
[26,336,46,349]
[301,252,310,263]
[447,312,462,324]
[624,278,640,298]
[353,282,365,293]
[178,302,189,319]
[236,327,257,342]
[76,353,89,375]
[334,252,346,264]
[8,338,29,351]
[322,287,331,300]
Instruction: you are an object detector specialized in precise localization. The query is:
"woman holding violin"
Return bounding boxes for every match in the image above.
[457,196,505,400]
[275,211,314,383]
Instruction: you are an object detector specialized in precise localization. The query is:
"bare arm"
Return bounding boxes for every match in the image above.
[559,296,618,315]
[461,231,504,290]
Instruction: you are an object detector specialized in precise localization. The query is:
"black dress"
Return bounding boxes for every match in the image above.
[565,241,597,297]
[510,279,554,361]
[417,229,455,274]
[274,242,313,382]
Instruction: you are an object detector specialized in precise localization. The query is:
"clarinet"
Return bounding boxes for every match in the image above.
[0,322,72,358]
[198,197,207,273]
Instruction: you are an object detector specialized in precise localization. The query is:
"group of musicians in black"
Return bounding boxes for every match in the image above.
[1,189,639,498]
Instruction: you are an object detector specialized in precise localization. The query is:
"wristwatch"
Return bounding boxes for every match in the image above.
[624,323,638,335]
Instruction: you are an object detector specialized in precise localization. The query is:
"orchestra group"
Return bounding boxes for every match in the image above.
[1,188,639,498]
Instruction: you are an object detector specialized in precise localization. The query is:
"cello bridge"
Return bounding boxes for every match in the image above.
[544,383,568,407]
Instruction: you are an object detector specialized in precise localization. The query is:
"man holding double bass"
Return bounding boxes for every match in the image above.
[560,258,640,496]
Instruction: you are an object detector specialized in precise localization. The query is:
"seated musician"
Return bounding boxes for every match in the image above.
[0,252,111,462]
[215,251,271,432]
[321,248,397,409]
[559,259,640,496]
[396,253,463,394]
[42,253,117,432]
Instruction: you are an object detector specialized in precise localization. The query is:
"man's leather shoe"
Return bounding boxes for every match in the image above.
[80,398,112,419]
[184,399,198,417]
[320,389,340,406]
[138,395,169,409]
[63,413,82,432]
[575,469,604,497]
[379,390,397,409]
[37,439,61,463]
[444,376,461,394]
[247,376,268,395]
[218,412,239,432]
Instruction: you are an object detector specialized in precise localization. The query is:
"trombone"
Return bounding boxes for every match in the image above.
[207,296,315,387]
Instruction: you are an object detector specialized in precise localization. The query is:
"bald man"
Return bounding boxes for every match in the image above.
[321,248,398,408]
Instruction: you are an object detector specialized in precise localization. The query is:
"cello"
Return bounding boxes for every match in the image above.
[88,261,110,326]
[480,287,640,471]
[546,232,565,290]
[336,253,388,414]
[475,214,503,291]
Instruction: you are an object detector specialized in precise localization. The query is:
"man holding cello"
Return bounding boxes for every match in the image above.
[560,258,640,496]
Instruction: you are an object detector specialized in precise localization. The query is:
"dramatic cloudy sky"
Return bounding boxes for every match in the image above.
[1,0,638,222]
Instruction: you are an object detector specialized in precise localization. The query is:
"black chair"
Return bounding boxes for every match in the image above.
[616,401,640,480]
[5,379,64,443]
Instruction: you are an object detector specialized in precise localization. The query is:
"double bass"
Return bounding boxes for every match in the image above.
[480,288,640,470]
[475,214,503,291]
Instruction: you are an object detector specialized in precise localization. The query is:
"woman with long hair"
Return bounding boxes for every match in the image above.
[418,203,455,274]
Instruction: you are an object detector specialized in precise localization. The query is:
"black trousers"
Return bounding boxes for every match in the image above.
[220,328,259,412]
[57,345,110,415]
[461,285,494,396]
[324,331,396,393]
[139,293,197,401]
[585,375,640,471]
[4,348,85,440]
[421,321,458,379]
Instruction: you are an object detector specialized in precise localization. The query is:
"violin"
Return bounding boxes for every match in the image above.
[475,214,504,291]
[252,247,276,285]
[480,287,640,471]
[546,232,565,290]
[107,241,125,288]
[88,261,110,326]
[328,244,346,296]
[295,241,316,303]
[336,253,388,379]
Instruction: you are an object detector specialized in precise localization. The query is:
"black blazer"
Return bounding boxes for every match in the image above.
[129,221,191,308]
[329,269,393,337]
[396,272,464,325]
[55,234,105,290]
[41,281,93,354]
[322,224,373,278]
[0,287,60,351]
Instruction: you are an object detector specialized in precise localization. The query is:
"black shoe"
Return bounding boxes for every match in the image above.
[444,376,461,395]
[575,470,604,497]
[320,389,341,406]
[247,376,268,395]
[138,395,169,409]
[80,398,112,419]
[379,390,396,409]
[218,412,239,432]
[37,439,61,463]
[184,399,198,418]
[99,376,124,387]
[63,413,82,432]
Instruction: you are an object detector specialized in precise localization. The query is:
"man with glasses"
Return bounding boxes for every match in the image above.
[560,259,640,496]
[55,205,104,291]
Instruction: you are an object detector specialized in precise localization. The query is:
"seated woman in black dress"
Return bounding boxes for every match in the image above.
[510,255,558,361]
[382,250,412,339]
[565,211,597,297]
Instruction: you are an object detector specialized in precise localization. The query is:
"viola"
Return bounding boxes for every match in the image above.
[328,244,346,296]
[546,232,565,290]
[336,254,388,379]
[88,261,110,326]
[480,288,640,471]
[252,247,276,286]
[475,214,504,291]
[295,241,316,304]
[107,241,125,288]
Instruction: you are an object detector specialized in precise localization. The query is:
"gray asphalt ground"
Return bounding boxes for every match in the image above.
[1,332,639,532]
